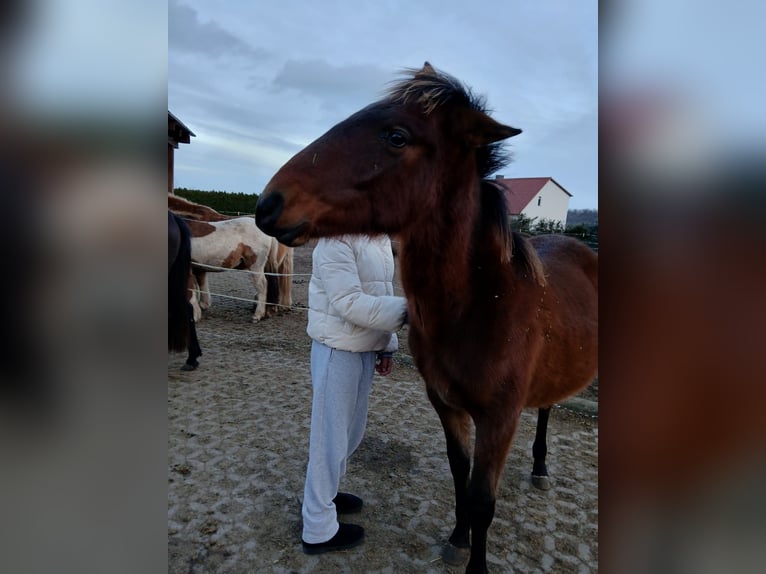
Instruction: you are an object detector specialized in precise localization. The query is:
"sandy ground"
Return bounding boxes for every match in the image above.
[168,242,598,573]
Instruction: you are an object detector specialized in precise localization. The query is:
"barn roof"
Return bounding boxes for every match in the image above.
[491,177,572,214]
[168,111,196,148]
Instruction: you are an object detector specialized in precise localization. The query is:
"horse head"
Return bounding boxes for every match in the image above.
[255,63,521,246]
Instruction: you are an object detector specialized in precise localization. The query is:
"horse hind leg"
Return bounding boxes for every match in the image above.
[251,270,268,322]
[531,407,552,490]
[264,272,280,318]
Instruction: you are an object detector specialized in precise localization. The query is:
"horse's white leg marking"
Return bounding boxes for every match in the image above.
[189,286,202,322]
[198,271,211,309]
[251,268,268,322]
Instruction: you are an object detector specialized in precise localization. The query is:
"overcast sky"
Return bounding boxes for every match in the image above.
[169,0,598,209]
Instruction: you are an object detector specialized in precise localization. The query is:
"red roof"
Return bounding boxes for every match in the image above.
[491,177,571,214]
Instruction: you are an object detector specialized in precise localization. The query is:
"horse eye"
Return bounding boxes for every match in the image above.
[387,129,409,148]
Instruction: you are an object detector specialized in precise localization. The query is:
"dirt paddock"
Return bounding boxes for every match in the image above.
[168,241,598,573]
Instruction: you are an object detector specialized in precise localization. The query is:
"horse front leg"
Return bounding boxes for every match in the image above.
[195,269,210,310]
[182,306,202,371]
[466,407,522,574]
[427,389,473,565]
[188,273,202,322]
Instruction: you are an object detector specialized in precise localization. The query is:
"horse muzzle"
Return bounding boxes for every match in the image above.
[255,191,310,246]
[255,191,284,232]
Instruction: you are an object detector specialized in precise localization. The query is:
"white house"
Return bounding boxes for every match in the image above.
[491,176,572,228]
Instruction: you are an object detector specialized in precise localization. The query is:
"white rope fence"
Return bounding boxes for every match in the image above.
[187,261,307,312]
[191,261,312,277]
[192,289,302,312]
[188,262,406,311]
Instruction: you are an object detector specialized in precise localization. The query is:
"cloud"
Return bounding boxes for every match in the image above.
[169,0,265,60]
[271,59,392,112]
[168,1,598,207]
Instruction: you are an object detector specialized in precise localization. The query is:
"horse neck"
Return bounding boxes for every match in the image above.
[398,177,488,312]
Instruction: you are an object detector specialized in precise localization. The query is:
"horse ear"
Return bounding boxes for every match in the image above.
[416,62,437,77]
[466,109,522,145]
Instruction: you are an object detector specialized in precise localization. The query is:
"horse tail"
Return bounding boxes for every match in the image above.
[264,238,281,313]
[169,214,193,352]
[277,244,293,308]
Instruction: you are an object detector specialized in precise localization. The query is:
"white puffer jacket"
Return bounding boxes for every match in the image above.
[307,235,407,353]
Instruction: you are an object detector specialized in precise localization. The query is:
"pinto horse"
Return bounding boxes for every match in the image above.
[168,194,294,320]
[256,63,598,573]
[186,217,285,322]
[168,211,202,370]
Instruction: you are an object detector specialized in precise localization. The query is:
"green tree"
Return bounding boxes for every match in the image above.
[173,188,259,214]
[564,222,598,251]
[534,218,564,234]
[511,213,537,234]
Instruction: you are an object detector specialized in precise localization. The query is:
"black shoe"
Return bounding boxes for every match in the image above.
[333,492,363,514]
[302,523,365,555]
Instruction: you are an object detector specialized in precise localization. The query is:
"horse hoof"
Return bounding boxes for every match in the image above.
[442,543,470,566]
[180,363,198,371]
[531,474,551,490]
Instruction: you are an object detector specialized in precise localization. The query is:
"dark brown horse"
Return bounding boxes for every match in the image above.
[255,63,597,573]
[168,211,202,370]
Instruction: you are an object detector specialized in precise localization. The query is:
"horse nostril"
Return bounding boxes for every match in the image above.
[255,191,284,232]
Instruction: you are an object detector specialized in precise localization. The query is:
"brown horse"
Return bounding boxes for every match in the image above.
[168,193,232,222]
[168,211,202,370]
[255,63,597,573]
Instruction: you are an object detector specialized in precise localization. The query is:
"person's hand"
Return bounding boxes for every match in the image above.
[375,353,393,376]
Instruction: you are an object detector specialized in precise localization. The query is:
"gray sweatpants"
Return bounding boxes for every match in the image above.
[301,340,376,543]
